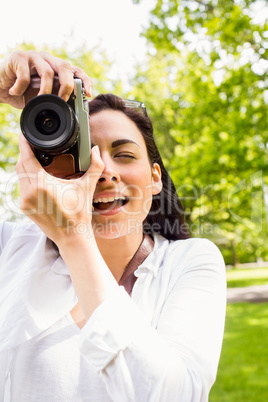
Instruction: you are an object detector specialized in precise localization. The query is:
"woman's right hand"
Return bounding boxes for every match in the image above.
[0,50,93,109]
[16,133,104,246]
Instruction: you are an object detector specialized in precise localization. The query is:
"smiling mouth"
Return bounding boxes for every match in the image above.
[93,196,129,211]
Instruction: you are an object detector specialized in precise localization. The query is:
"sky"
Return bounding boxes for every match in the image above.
[1,0,155,79]
[3,0,267,80]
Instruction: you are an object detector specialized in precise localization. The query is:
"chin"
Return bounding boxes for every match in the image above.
[92,219,143,240]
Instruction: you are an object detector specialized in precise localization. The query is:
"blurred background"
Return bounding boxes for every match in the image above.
[0,0,268,400]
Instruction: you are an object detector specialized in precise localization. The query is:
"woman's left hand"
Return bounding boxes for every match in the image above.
[16,133,104,245]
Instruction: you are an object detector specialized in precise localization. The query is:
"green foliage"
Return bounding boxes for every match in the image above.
[0,104,20,170]
[130,0,268,264]
[210,302,268,401]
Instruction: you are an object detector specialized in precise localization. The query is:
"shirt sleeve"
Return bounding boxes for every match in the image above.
[79,239,226,402]
[0,222,16,400]
[0,350,11,402]
[0,221,17,255]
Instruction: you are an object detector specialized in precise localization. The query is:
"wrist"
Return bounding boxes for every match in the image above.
[56,227,95,255]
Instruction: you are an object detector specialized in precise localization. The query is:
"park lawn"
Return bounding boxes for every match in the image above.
[227,267,268,288]
[209,302,268,402]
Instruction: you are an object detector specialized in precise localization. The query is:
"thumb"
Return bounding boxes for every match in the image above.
[81,146,104,186]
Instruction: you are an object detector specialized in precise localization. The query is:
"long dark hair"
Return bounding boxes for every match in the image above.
[88,94,190,240]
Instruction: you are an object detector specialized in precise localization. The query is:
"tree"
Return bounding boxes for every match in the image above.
[131,0,268,264]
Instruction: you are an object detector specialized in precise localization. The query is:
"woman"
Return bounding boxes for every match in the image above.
[0,51,226,401]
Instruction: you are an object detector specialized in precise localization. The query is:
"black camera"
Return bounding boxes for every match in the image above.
[20,75,91,178]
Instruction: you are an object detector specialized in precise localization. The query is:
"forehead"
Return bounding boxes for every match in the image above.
[89,110,146,147]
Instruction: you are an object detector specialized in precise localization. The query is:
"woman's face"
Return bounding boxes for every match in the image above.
[90,110,162,239]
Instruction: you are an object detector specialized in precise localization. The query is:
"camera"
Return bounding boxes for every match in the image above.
[20,75,91,178]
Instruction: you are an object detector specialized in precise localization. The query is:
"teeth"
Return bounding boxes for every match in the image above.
[93,196,127,204]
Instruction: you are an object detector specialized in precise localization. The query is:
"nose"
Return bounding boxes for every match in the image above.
[98,155,120,184]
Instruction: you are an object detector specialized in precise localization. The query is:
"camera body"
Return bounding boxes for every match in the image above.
[20,75,91,178]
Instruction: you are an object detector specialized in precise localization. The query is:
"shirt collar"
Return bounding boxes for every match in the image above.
[49,234,171,278]
[134,234,171,278]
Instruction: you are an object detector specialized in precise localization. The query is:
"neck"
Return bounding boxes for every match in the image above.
[95,230,144,282]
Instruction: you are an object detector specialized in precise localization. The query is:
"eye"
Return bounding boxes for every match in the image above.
[115,153,135,160]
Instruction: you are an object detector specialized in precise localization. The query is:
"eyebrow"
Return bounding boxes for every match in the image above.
[111,139,140,148]
[91,139,140,149]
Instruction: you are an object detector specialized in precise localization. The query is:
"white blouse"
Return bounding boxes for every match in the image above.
[0,221,226,402]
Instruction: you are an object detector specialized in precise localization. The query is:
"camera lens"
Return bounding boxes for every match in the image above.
[20,94,78,154]
[35,110,60,135]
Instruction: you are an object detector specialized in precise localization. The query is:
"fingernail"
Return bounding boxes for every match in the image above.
[9,87,17,96]
[89,87,93,97]
[93,145,100,157]
[62,94,70,102]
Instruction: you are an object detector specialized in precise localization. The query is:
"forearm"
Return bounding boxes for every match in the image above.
[58,232,118,320]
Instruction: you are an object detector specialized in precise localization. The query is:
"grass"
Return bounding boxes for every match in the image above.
[226,267,268,288]
[209,302,268,402]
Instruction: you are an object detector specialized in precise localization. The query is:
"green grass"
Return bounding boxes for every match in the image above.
[227,268,268,288]
[210,302,268,402]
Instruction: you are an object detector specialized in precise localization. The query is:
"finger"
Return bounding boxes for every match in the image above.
[71,66,93,97]
[8,54,31,96]
[16,154,31,186]
[18,133,43,182]
[39,52,74,102]
[26,51,55,95]
[16,153,39,216]
[16,155,36,215]
[9,51,55,97]
[81,146,104,187]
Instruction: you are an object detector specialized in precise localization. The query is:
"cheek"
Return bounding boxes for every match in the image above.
[123,166,151,193]
[119,160,154,209]
[123,163,152,185]
[124,173,153,214]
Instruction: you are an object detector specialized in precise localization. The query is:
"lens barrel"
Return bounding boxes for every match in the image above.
[35,110,61,135]
[20,94,78,154]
